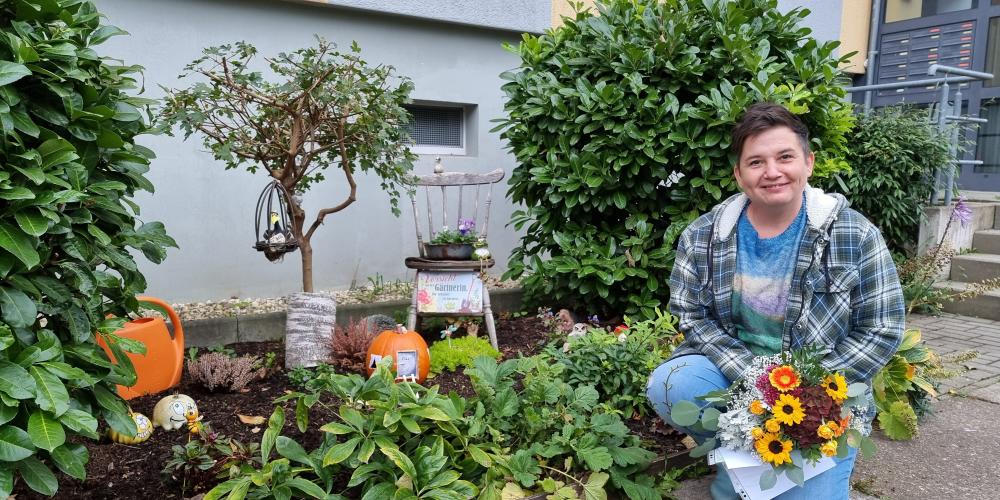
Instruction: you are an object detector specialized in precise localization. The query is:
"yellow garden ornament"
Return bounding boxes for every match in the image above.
[152,394,199,431]
[108,412,153,444]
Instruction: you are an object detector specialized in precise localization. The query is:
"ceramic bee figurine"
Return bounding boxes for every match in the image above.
[153,394,199,431]
[186,408,204,437]
[108,412,153,444]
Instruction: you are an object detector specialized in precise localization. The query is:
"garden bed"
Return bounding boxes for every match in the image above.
[16,316,687,499]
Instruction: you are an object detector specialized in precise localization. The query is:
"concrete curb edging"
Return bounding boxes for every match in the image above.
[182,287,525,347]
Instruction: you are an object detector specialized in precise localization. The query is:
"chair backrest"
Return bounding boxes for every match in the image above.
[408,162,505,257]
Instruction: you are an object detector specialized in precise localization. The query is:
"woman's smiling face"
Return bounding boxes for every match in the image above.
[733,125,814,215]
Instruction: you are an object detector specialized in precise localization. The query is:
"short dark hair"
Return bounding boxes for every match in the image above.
[731,102,810,162]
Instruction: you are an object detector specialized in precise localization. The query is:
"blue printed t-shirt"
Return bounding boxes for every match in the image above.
[732,199,807,356]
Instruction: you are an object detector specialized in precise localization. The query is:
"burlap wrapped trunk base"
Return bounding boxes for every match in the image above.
[284,291,336,369]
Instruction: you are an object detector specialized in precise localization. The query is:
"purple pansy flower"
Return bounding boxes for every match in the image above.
[458,217,476,236]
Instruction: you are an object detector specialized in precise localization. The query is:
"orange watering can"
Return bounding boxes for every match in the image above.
[98,296,185,400]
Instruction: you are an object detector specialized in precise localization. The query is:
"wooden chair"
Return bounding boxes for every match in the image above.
[405,159,505,348]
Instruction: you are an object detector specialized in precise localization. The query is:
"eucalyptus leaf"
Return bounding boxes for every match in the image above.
[759,468,778,491]
[669,400,702,427]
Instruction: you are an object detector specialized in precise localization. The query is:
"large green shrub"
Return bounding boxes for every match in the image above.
[815,106,951,255]
[498,0,853,317]
[0,1,175,496]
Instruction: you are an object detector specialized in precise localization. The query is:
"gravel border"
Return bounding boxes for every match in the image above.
[146,276,521,322]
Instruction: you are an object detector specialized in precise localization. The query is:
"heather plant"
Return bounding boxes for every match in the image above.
[187,352,265,392]
[327,318,379,375]
[0,1,176,496]
[498,0,853,317]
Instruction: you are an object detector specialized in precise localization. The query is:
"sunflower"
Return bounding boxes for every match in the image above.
[765,418,781,433]
[820,440,838,457]
[822,373,848,402]
[752,427,765,440]
[755,433,793,466]
[769,365,801,392]
[749,400,765,415]
[772,394,806,425]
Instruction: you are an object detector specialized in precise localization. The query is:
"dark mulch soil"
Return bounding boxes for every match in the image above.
[16,317,683,499]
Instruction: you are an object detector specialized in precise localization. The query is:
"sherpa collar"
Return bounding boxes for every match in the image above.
[713,185,844,241]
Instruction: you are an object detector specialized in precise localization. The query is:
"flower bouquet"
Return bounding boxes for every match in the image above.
[670,348,876,496]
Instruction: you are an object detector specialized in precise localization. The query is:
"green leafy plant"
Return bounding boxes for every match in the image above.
[872,328,945,440]
[428,335,501,375]
[497,0,853,317]
[206,408,336,500]
[163,439,215,496]
[544,309,683,418]
[0,1,177,496]
[286,363,336,389]
[159,37,416,292]
[814,106,952,255]
[465,356,660,499]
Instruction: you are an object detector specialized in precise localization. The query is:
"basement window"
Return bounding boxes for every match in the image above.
[404,104,468,155]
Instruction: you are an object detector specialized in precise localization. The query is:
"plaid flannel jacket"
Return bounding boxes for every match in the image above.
[668,186,905,387]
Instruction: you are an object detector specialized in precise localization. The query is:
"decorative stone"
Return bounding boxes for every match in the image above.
[362,314,397,335]
[284,291,337,369]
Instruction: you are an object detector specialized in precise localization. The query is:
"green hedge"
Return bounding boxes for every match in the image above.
[0,1,175,496]
[497,0,853,317]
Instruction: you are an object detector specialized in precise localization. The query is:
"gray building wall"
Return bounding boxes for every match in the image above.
[94,0,532,302]
[305,0,551,33]
[778,0,846,46]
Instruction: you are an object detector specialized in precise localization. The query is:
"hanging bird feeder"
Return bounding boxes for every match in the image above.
[253,180,298,261]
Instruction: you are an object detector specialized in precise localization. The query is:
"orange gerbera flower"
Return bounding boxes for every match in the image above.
[749,400,765,415]
[768,365,800,392]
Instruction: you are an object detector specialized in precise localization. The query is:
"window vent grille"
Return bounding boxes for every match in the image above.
[404,105,463,147]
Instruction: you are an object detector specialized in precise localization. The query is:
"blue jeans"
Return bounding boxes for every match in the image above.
[646,354,857,500]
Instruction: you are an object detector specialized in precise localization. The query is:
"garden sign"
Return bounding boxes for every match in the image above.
[416,271,483,313]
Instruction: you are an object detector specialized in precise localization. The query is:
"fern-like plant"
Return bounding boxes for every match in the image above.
[428,335,501,375]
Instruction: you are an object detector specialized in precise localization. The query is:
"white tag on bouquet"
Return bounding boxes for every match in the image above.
[708,448,836,500]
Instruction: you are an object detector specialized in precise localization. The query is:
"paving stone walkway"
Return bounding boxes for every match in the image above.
[670,312,1000,500]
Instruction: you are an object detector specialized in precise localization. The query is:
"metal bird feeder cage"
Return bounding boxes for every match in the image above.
[253,181,298,261]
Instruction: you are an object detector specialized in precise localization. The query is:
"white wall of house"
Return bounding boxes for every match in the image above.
[94,0,532,302]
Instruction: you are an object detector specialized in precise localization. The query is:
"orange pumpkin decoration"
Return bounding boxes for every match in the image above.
[366,324,431,383]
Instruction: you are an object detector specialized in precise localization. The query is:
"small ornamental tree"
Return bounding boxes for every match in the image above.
[497,0,854,317]
[160,38,416,292]
[0,0,176,496]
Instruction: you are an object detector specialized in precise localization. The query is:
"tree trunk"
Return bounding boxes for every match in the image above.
[300,238,313,293]
[287,195,313,293]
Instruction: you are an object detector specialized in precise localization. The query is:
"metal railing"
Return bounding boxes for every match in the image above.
[846,64,993,206]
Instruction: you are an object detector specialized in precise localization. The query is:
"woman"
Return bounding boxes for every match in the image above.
[646,103,904,499]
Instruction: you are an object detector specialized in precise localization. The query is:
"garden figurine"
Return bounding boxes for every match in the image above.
[646,103,904,499]
[153,394,200,431]
[440,323,458,347]
[108,412,154,444]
